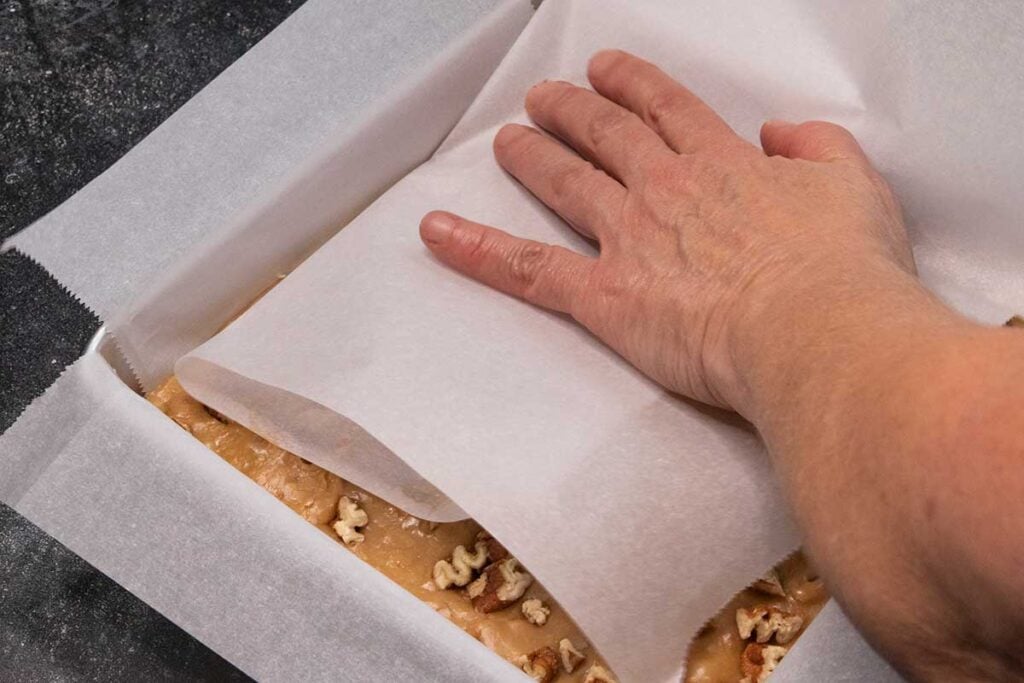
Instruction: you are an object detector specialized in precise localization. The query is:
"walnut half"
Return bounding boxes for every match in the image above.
[333,497,368,546]
[433,541,488,589]
[469,558,533,613]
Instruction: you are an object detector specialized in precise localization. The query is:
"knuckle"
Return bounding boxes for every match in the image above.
[586,109,629,150]
[508,243,550,289]
[549,163,596,202]
[645,90,684,128]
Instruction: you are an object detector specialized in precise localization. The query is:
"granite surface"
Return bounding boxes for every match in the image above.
[1,1,308,679]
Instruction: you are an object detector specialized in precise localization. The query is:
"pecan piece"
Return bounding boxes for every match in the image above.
[521,598,551,626]
[470,558,533,613]
[740,643,788,683]
[476,530,510,562]
[432,541,488,589]
[517,646,560,683]
[736,606,804,644]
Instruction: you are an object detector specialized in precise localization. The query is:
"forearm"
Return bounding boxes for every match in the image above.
[738,271,1024,680]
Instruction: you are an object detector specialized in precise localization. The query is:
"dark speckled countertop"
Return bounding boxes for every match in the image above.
[1,1,307,679]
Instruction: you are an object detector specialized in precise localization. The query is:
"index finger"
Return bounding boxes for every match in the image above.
[420,211,594,317]
[587,49,741,155]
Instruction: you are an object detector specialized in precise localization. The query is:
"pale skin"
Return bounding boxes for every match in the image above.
[419,50,1024,681]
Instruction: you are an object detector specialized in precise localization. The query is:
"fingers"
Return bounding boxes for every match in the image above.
[587,49,740,155]
[525,80,676,187]
[493,124,626,242]
[760,120,871,166]
[419,211,594,316]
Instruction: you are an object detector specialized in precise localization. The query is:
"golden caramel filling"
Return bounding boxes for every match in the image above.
[148,377,607,681]
[685,554,827,682]
[148,376,828,681]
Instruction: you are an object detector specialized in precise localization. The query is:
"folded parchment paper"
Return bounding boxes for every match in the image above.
[6,0,529,392]
[179,1,1024,681]
[772,602,901,682]
[0,353,522,683]
[2,0,535,680]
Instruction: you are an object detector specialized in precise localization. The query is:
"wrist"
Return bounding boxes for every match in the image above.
[725,262,963,428]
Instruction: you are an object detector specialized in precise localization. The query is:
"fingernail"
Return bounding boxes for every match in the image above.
[421,211,457,246]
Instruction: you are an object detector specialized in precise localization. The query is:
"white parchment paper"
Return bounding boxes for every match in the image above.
[0,353,523,683]
[9,0,1024,680]
[5,0,529,392]
[773,602,902,682]
[1,0,537,681]
[178,1,1024,681]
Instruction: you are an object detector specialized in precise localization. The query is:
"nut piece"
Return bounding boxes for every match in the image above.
[1006,315,1024,328]
[558,638,587,673]
[740,643,788,683]
[517,646,560,683]
[333,496,368,546]
[736,606,804,645]
[466,573,488,599]
[763,608,803,644]
[521,598,551,626]
[582,663,617,683]
[736,606,766,640]
[433,541,489,589]
[477,530,510,562]
[471,558,534,613]
[752,568,786,597]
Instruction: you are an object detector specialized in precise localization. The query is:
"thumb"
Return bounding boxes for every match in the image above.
[760,120,870,165]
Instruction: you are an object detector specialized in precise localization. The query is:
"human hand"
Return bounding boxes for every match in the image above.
[420,50,1024,680]
[419,49,917,418]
